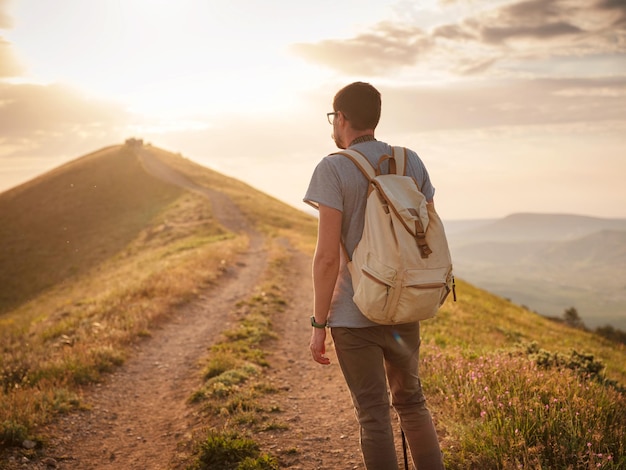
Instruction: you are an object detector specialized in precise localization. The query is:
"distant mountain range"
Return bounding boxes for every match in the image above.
[445,213,626,329]
[446,213,626,242]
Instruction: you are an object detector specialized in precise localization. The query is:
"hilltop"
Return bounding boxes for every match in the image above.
[1,142,625,469]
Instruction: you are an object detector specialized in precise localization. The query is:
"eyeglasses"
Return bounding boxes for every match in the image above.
[327,112,338,124]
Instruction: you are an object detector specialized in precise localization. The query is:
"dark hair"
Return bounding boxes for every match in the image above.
[333,82,381,131]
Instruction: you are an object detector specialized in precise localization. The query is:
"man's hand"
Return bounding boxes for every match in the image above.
[310,328,330,365]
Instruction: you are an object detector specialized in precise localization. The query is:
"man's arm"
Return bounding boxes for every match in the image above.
[310,204,342,365]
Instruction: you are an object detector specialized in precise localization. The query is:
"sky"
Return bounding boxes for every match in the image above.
[0,0,625,220]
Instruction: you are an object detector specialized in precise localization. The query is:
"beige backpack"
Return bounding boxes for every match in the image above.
[339,146,455,324]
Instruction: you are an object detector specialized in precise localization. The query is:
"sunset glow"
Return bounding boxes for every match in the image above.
[1,0,625,219]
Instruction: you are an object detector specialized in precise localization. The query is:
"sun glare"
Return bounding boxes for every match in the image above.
[8,0,325,121]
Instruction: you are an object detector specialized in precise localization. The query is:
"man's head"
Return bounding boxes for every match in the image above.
[333,82,381,131]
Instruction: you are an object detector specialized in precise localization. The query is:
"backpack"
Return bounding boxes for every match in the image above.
[338,146,455,324]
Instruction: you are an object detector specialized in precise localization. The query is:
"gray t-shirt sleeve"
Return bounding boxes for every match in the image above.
[303,157,343,212]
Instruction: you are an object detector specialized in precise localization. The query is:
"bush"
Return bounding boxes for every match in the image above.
[189,431,278,470]
[0,420,28,447]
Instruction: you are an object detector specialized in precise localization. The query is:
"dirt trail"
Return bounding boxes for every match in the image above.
[40,257,268,470]
[8,150,371,469]
[14,150,267,469]
[253,244,365,470]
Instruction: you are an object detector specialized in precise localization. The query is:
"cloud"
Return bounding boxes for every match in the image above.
[478,22,583,43]
[378,76,626,134]
[0,0,11,29]
[434,0,583,43]
[0,83,130,158]
[0,0,20,77]
[0,37,20,77]
[470,0,622,45]
[596,0,626,26]
[292,0,626,77]
[291,22,432,76]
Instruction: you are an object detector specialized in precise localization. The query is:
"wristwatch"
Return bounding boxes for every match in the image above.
[310,316,327,329]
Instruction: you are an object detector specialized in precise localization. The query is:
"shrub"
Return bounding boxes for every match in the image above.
[189,431,278,470]
[0,420,28,447]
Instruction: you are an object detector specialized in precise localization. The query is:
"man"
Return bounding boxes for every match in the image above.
[303,82,445,469]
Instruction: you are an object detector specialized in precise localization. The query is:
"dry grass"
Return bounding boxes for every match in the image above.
[0,145,184,313]
[143,147,318,247]
[0,143,314,447]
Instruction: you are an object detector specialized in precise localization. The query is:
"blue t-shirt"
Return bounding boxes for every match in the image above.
[303,140,435,328]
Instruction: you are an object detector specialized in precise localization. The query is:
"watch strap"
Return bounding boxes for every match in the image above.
[310,316,327,328]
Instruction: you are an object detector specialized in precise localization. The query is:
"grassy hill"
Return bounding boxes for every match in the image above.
[0,144,186,313]
[0,143,624,468]
[0,141,317,445]
[0,143,316,314]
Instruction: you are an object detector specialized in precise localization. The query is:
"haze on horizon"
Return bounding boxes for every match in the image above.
[0,0,625,220]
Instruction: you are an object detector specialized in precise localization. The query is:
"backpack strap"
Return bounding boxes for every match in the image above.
[338,146,408,178]
[336,149,376,263]
[337,149,376,180]
[392,146,407,176]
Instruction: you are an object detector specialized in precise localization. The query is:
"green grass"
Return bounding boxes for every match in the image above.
[422,344,624,468]
[192,251,286,409]
[420,280,626,469]
[423,279,626,385]
[188,431,278,470]
[190,297,281,403]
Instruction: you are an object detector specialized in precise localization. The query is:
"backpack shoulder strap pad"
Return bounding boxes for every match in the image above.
[373,146,407,175]
[337,149,376,180]
[392,146,407,176]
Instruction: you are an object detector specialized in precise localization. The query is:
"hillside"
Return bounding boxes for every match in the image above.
[447,214,626,329]
[0,145,185,313]
[0,142,316,315]
[0,143,625,469]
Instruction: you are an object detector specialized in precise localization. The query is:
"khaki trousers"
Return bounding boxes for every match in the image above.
[332,324,444,470]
